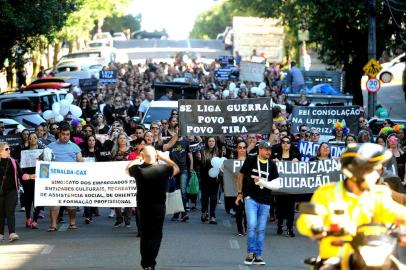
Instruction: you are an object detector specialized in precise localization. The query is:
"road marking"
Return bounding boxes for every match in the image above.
[223,219,231,227]
[40,245,55,255]
[58,224,68,232]
[238,265,249,270]
[229,239,240,249]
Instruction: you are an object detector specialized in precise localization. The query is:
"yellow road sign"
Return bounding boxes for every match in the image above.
[363,58,382,78]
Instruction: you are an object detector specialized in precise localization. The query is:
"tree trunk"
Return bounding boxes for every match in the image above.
[32,48,40,80]
[53,42,62,66]
[47,44,52,69]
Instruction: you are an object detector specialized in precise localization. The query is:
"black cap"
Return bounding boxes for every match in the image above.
[258,140,272,149]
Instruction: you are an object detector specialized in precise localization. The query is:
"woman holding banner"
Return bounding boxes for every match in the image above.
[0,142,25,242]
[272,136,300,237]
[198,137,222,224]
[82,134,100,224]
[234,140,248,236]
[309,142,331,161]
[21,132,44,229]
[111,132,133,228]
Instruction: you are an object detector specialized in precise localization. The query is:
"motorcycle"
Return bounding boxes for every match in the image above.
[299,202,406,270]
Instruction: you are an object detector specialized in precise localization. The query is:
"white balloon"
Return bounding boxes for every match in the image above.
[211,157,221,168]
[240,83,246,89]
[59,99,70,115]
[250,87,258,94]
[55,114,64,122]
[259,82,266,90]
[52,102,60,115]
[69,104,82,118]
[65,93,74,104]
[222,90,230,98]
[257,89,265,96]
[208,167,220,178]
[43,110,54,121]
[229,82,236,91]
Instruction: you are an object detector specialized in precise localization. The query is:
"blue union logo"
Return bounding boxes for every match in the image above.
[39,164,50,179]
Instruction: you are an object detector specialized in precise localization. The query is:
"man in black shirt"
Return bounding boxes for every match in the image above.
[236,141,279,266]
[127,146,179,270]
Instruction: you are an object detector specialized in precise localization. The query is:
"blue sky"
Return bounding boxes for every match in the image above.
[129,0,223,39]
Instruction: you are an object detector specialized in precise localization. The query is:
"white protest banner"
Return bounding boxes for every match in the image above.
[179,98,273,136]
[223,159,245,196]
[20,149,44,168]
[34,161,137,207]
[239,61,265,82]
[290,106,361,136]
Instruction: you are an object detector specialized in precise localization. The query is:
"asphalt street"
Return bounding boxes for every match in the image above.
[1,203,317,270]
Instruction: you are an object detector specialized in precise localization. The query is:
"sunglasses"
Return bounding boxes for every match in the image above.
[281,140,291,144]
[238,146,246,149]
[383,122,389,125]
[151,126,159,129]
[162,122,168,125]
[3,147,10,151]
[300,129,307,132]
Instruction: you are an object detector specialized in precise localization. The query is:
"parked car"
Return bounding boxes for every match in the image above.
[93,32,113,47]
[378,53,406,83]
[86,40,112,50]
[132,29,168,40]
[0,118,27,134]
[0,110,45,131]
[58,49,116,66]
[52,59,102,77]
[0,80,68,113]
[112,32,127,41]
[140,101,178,130]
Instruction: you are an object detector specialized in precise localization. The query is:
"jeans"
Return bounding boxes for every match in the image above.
[245,197,270,256]
[176,169,189,210]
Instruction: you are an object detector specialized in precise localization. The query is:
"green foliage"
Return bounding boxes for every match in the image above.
[103,14,142,34]
[230,0,406,105]
[189,1,251,39]
[0,0,77,67]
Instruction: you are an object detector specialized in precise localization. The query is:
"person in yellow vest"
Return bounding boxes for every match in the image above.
[297,143,406,266]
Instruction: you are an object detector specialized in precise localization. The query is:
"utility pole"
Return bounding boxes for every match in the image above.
[367,0,376,118]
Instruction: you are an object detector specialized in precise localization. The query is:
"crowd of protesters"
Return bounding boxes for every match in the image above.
[1,57,406,252]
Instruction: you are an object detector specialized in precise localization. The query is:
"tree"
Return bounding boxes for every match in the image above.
[103,14,142,34]
[189,1,251,39]
[230,0,406,105]
[0,0,77,68]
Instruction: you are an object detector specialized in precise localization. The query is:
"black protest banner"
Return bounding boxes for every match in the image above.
[79,78,98,92]
[99,70,118,84]
[179,98,273,136]
[275,159,343,194]
[298,140,346,161]
[290,106,361,135]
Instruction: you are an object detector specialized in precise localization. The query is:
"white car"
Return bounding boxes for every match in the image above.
[141,101,178,130]
[0,118,27,134]
[87,40,112,50]
[112,32,127,41]
[93,32,113,47]
[378,53,406,83]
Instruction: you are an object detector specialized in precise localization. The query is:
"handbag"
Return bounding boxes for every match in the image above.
[165,189,184,215]
[186,170,199,195]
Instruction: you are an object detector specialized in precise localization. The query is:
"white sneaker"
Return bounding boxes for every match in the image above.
[9,233,19,242]
[108,209,115,218]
